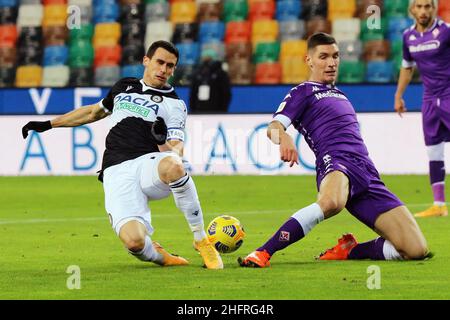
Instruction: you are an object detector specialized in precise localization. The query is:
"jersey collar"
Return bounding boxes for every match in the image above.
[414,18,438,35]
[140,79,174,93]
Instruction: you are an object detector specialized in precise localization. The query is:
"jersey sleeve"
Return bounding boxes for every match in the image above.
[98,78,127,112]
[166,100,188,142]
[402,33,416,68]
[445,22,450,44]
[272,86,307,129]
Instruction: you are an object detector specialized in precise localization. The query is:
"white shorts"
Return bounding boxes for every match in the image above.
[103,152,179,235]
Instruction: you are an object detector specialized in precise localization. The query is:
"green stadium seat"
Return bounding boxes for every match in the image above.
[69,40,94,68]
[360,18,387,41]
[392,55,403,80]
[69,24,94,43]
[253,41,280,64]
[222,0,248,23]
[384,0,409,18]
[338,61,365,83]
[390,40,402,60]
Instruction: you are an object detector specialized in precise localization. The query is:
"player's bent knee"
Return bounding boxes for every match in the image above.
[123,237,146,252]
[317,196,344,217]
[158,156,185,184]
[404,243,429,260]
[119,222,147,252]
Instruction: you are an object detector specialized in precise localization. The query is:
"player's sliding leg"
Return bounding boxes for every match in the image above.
[119,220,188,266]
[158,155,223,269]
[373,206,429,260]
[319,206,430,261]
[238,204,324,268]
[103,154,188,267]
[415,142,448,217]
[238,171,348,267]
[318,233,399,260]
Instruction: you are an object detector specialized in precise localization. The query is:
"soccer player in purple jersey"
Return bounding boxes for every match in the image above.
[395,0,450,218]
[238,33,430,267]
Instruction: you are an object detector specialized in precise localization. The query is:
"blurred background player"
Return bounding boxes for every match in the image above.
[394,0,450,218]
[21,41,223,269]
[238,33,429,268]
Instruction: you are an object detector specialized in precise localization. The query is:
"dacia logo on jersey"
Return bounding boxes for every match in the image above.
[114,94,160,114]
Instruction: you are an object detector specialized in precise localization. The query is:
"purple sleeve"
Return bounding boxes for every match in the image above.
[445,23,450,44]
[402,33,416,68]
[272,86,307,128]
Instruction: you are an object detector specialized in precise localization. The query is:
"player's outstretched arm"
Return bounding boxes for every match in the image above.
[267,120,299,167]
[394,67,414,117]
[22,103,109,139]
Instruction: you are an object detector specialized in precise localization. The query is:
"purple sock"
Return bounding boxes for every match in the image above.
[429,161,446,203]
[258,218,305,256]
[348,237,386,260]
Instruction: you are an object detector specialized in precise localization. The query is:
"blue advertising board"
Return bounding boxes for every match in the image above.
[0,84,423,115]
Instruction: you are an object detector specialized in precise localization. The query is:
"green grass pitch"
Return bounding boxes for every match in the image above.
[0,175,449,300]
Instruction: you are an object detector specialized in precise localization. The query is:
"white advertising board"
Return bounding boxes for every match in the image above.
[0,113,438,176]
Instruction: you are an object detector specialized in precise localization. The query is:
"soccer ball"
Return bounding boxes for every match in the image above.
[207,215,245,254]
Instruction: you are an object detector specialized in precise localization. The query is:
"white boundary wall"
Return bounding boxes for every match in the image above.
[0,113,442,176]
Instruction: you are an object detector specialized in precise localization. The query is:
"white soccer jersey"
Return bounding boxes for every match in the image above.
[98,77,187,173]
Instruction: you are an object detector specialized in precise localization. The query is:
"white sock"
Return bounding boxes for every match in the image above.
[170,174,206,240]
[291,203,324,236]
[382,239,404,260]
[128,236,164,264]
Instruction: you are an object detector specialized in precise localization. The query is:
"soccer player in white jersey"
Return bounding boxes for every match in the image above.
[22,41,223,269]
[395,0,450,217]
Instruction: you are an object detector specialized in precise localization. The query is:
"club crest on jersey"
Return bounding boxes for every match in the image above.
[433,28,440,38]
[151,95,163,103]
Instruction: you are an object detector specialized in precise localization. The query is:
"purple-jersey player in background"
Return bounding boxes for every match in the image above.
[238,33,429,268]
[395,0,450,218]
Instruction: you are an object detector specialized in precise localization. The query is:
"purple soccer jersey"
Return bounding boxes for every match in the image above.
[273,81,403,228]
[402,19,450,100]
[273,81,369,161]
[403,19,450,146]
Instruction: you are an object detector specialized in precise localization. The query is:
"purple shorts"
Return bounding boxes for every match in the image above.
[422,96,450,146]
[316,152,403,229]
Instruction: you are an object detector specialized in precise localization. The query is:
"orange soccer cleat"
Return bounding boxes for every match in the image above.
[317,233,358,260]
[238,250,271,268]
[414,205,448,218]
[152,241,189,266]
[193,238,224,269]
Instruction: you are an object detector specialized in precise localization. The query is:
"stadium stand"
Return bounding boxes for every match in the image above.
[1,0,449,87]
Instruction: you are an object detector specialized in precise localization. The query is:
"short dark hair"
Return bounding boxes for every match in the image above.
[146,40,179,63]
[307,32,337,51]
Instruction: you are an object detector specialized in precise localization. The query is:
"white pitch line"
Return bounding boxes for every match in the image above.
[0,209,293,225]
[0,203,437,226]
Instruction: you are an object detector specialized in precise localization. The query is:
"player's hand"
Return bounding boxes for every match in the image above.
[394,97,407,117]
[22,120,52,139]
[279,134,299,167]
[151,116,167,145]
